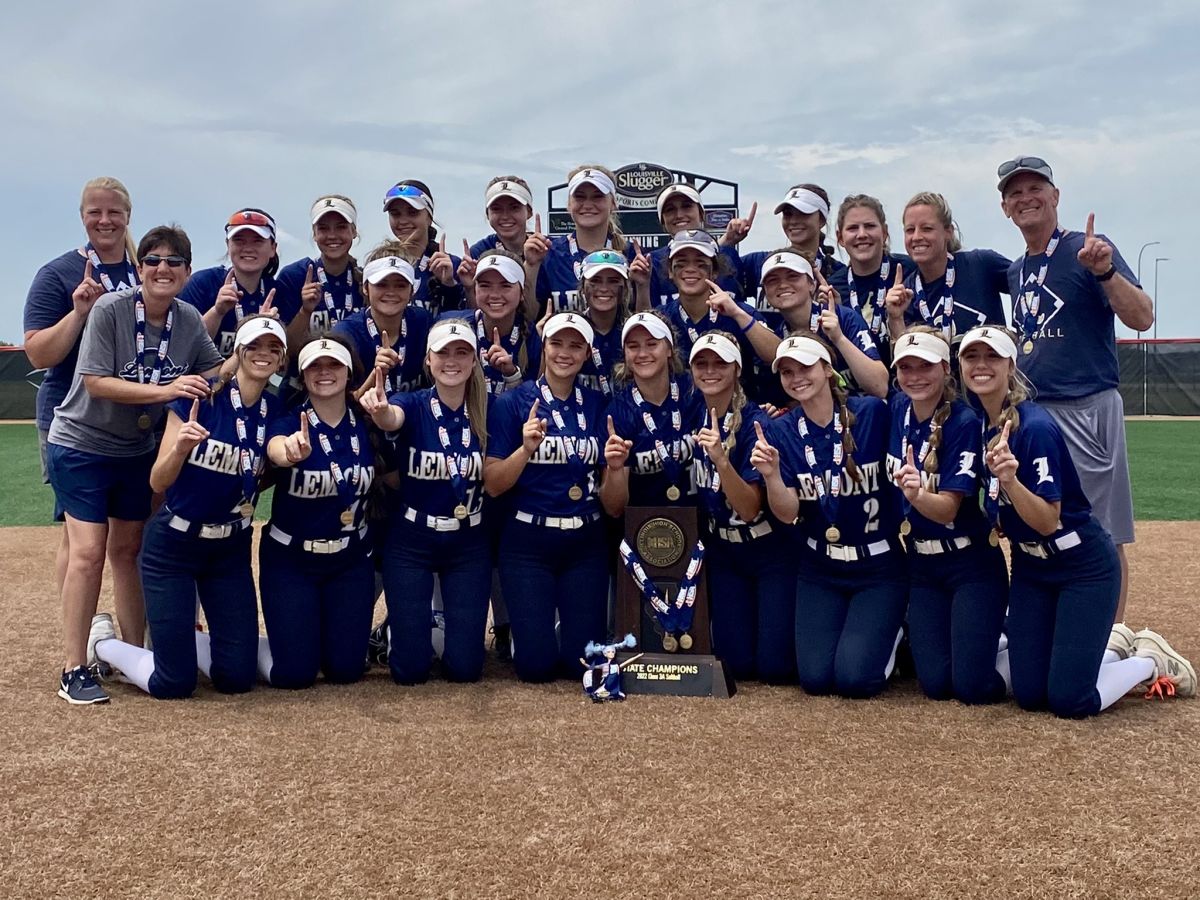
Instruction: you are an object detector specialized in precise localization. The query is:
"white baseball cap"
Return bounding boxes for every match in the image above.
[299,337,353,371]
[580,250,629,280]
[485,179,534,211]
[621,312,674,345]
[656,183,703,218]
[310,196,357,226]
[543,312,595,346]
[958,326,1018,360]
[475,254,525,287]
[774,188,830,219]
[892,331,950,366]
[428,319,479,353]
[234,316,287,352]
[363,256,417,287]
[772,334,832,372]
[760,250,814,281]
[688,332,742,367]
[668,229,719,259]
[568,168,615,197]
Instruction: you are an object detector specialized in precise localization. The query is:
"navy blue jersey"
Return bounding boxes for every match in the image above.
[578,317,621,396]
[608,374,706,506]
[409,239,466,316]
[884,395,989,540]
[661,297,765,372]
[437,309,542,395]
[987,401,1092,544]
[273,256,364,336]
[767,394,896,545]
[902,249,1011,336]
[164,385,283,524]
[265,405,375,539]
[332,306,431,393]
[178,265,278,357]
[692,401,771,533]
[844,252,914,360]
[388,388,487,518]
[468,233,502,259]
[648,245,742,309]
[23,250,139,431]
[739,250,849,314]
[1008,229,1135,401]
[751,303,881,405]
[486,378,608,518]
[536,234,635,315]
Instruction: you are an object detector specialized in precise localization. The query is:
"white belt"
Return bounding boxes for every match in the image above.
[806,537,892,562]
[715,520,773,543]
[912,535,972,556]
[167,514,252,540]
[403,506,482,532]
[1017,530,1082,559]
[269,523,367,554]
[515,510,601,530]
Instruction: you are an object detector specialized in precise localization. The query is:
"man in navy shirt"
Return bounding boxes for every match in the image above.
[998,155,1154,621]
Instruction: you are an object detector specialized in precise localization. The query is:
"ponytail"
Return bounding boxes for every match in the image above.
[829,371,862,485]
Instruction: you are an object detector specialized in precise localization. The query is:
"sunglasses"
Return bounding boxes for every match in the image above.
[997,156,1049,177]
[384,184,431,204]
[585,251,626,266]
[225,209,276,230]
[141,254,187,268]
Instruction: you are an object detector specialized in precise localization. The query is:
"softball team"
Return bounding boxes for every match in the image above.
[28,164,1193,715]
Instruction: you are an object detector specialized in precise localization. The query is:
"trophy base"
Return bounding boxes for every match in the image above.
[617,652,736,699]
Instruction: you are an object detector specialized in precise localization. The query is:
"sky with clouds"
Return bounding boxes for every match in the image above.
[4,0,1198,342]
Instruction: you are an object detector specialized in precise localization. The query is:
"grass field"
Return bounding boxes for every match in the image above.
[3,420,1196,526]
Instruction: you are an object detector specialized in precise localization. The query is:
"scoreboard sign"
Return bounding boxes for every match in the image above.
[547,162,740,250]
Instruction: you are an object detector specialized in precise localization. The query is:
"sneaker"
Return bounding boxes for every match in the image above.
[58,665,110,705]
[1107,623,1137,660]
[490,623,512,662]
[86,613,116,668]
[367,622,389,668]
[1133,629,1197,699]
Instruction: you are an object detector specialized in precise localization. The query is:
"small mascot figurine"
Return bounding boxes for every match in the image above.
[581,634,640,702]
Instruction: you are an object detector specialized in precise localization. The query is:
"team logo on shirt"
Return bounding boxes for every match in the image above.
[1034,457,1054,484]
[955,451,977,477]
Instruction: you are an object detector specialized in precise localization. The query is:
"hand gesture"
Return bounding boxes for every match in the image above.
[429,235,455,286]
[704,279,739,318]
[163,374,211,402]
[749,419,779,479]
[300,264,322,312]
[720,202,756,247]
[216,269,242,315]
[260,288,278,318]
[483,327,516,376]
[884,264,913,321]
[895,445,923,502]
[985,421,1018,486]
[360,368,391,418]
[696,407,728,467]
[72,259,106,316]
[604,415,633,470]
[457,239,477,290]
[816,273,843,341]
[628,239,651,288]
[174,398,210,455]
[1076,213,1114,277]
[522,398,548,456]
[374,327,401,372]
[523,213,551,268]
[283,411,312,464]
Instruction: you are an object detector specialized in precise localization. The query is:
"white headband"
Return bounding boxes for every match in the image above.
[310,196,357,226]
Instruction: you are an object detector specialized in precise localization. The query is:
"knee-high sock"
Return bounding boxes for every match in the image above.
[95,638,155,694]
[195,632,212,677]
[995,648,1012,695]
[1097,656,1155,711]
[1102,649,1121,665]
[883,627,904,679]
[257,635,273,683]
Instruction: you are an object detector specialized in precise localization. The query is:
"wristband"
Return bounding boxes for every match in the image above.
[503,366,522,384]
[739,317,756,334]
[1095,265,1117,282]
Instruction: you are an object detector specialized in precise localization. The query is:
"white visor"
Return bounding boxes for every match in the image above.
[568,168,616,197]
[760,251,814,281]
[656,183,703,218]
[485,179,534,211]
[428,319,479,353]
[621,312,674,345]
[543,312,595,346]
[363,256,417,287]
[958,326,1018,360]
[772,335,832,372]
[299,338,353,371]
[234,316,287,352]
[475,254,526,287]
[774,188,831,219]
[226,223,275,241]
[892,331,950,366]
[689,332,742,367]
[310,196,357,226]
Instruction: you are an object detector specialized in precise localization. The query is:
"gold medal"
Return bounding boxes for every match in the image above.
[899,519,912,537]
[679,633,693,651]
[340,509,354,526]
[666,485,681,502]
[989,529,1000,547]
[662,633,678,653]
[453,504,468,520]
[137,413,152,430]
[568,485,583,501]
[1022,340,1034,355]
[825,525,841,544]
[239,503,254,518]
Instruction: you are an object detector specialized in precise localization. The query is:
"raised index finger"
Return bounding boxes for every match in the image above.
[189,398,200,422]
[261,288,275,313]
[83,259,93,282]
[299,411,310,440]
[224,269,236,286]
[463,239,472,260]
[894,264,904,287]
[527,397,540,422]
[1085,212,1095,239]
[746,201,758,227]
[607,414,617,437]
[304,264,314,285]
[1000,420,1012,444]
[753,419,767,443]
[709,407,718,431]
[906,445,915,467]
[492,327,501,346]
[534,213,542,234]
[704,278,723,294]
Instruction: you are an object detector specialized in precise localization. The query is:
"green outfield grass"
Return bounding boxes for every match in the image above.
[1,421,1196,526]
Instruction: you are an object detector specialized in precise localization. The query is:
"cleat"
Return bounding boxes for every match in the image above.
[1133,629,1196,698]
[367,622,389,668]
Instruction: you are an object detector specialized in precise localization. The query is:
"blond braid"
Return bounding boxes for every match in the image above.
[830,375,862,484]
[921,381,957,475]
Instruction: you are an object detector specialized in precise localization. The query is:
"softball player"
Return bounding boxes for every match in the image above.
[689,331,798,683]
[643,182,741,309]
[600,311,704,514]
[751,334,905,698]
[484,312,610,682]
[178,208,280,356]
[360,320,492,683]
[258,334,377,689]
[883,192,1011,342]
[576,249,631,396]
[88,315,288,698]
[887,327,1006,704]
[959,325,1195,715]
[383,180,465,315]
[467,176,536,259]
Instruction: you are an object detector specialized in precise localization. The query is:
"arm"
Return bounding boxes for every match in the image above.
[696,408,762,522]
[749,420,799,524]
[598,414,632,517]
[483,397,545,497]
[149,405,208,493]
[1077,215,1153,331]
[24,313,88,370]
[23,259,104,369]
[986,423,1061,537]
[83,373,210,405]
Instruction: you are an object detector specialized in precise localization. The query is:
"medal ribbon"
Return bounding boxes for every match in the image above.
[847,257,891,338]
[475,309,523,395]
[429,392,476,512]
[365,311,407,393]
[229,380,269,508]
[798,410,843,529]
[537,377,591,494]
[899,403,931,522]
[306,406,364,516]
[672,541,706,635]
[915,253,956,339]
[134,293,174,385]
[631,378,685,490]
[981,416,1003,529]
[315,258,357,322]
[1016,228,1063,345]
[697,410,735,518]
[85,243,139,293]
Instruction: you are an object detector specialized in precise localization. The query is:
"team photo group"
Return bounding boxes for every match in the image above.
[24,155,1197,716]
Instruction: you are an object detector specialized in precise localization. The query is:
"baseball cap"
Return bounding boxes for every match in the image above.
[996,155,1054,193]
[773,188,830,219]
[958,326,1018,360]
[568,168,615,197]
[621,312,674,345]
[688,332,742,367]
[667,229,719,259]
[891,330,950,366]
[428,319,479,353]
[543,312,595,346]
[363,256,417,287]
[772,334,832,372]
[580,250,629,280]
[234,316,287,352]
[475,254,525,287]
[298,337,352,371]
[225,209,277,241]
[485,179,534,211]
[383,183,435,214]
[310,196,357,226]
[760,250,814,281]
[656,183,703,218]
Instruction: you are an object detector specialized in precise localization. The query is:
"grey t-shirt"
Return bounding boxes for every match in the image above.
[48,289,223,457]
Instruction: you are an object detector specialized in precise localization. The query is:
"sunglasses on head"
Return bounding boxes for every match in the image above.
[225,209,276,229]
[141,254,187,268]
[997,156,1049,177]
[385,184,429,202]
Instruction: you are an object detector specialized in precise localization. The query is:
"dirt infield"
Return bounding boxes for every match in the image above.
[3,523,1198,899]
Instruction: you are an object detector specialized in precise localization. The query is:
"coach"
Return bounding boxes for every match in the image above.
[997,156,1153,621]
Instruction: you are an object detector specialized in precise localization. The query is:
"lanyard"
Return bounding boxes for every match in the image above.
[306,405,363,512]
[798,410,843,526]
[585,317,613,397]
[315,258,357,321]
[631,378,685,488]
[365,311,407,393]
[915,254,956,340]
[475,309,523,394]
[1016,228,1063,341]
[229,381,268,504]
[697,409,735,517]
[85,244,139,292]
[847,257,892,337]
[429,392,476,510]
[537,377,591,489]
[134,293,173,385]
[981,416,1002,528]
[618,538,705,637]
